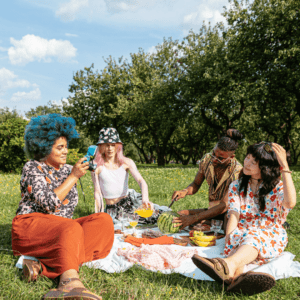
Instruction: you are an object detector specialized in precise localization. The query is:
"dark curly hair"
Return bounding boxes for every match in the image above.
[239,142,281,211]
[217,129,243,152]
[24,114,79,161]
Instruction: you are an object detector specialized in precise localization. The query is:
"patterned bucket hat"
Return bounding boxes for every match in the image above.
[97,127,123,144]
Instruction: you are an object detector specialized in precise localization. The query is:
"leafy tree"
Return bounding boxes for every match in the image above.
[65,39,191,166]
[25,101,63,119]
[0,118,28,173]
[123,142,141,163]
[0,107,23,124]
[116,39,191,166]
[224,0,300,163]
[64,61,132,145]
[180,24,252,140]
[169,115,215,165]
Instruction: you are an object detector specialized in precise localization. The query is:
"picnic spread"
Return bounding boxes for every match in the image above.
[16,205,300,281]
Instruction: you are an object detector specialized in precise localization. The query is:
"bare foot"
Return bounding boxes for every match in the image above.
[222,258,236,279]
[59,278,85,291]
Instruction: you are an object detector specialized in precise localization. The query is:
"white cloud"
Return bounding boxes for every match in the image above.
[65,33,79,37]
[11,88,41,102]
[56,0,89,21]
[0,68,40,104]
[0,68,33,93]
[53,0,178,26]
[104,0,147,13]
[30,0,229,34]
[8,34,77,65]
[183,1,227,30]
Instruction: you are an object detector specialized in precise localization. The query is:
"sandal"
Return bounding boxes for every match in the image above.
[192,255,232,284]
[227,271,276,296]
[42,278,102,300]
[22,259,42,282]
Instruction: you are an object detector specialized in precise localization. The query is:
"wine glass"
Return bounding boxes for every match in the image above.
[211,219,223,237]
[118,207,125,231]
[127,212,140,235]
[107,208,117,223]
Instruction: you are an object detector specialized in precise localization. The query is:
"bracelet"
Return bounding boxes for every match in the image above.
[183,188,189,194]
[280,169,292,174]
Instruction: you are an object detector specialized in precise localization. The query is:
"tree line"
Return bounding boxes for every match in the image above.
[1,0,299,170]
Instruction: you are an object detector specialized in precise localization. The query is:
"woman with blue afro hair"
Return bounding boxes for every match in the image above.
[12,114,113,300]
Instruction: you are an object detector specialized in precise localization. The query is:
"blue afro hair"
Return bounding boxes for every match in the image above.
[24,114,80,160]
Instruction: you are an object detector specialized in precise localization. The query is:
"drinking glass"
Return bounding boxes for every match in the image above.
[107,208,117,223]
[211,219,223,237]
[127,213,140,235]
[118,207,125,231]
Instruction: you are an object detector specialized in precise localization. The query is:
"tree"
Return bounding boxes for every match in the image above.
[116,39,193,166]
[0,107,23,124]
[25,101,63,119]
[64,61,132,145]
[0,118,28,173]
[169,115,215,165]
[180,24,253,140]
[64,39,191,166]
[224,0,300,163]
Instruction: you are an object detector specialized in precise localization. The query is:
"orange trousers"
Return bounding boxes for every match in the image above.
[12,212,114,279]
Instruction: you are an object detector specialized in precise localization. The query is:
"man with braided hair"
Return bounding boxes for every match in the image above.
[172,129,243,232]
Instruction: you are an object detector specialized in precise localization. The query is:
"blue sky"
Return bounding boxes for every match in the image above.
[0,0,229,116]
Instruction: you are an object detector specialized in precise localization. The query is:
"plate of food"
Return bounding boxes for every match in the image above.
[190,223,212,232]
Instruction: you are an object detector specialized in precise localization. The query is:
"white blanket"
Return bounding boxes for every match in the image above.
[16,224,300,281]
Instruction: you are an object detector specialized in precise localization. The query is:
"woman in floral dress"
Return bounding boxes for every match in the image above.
[192,142,296,296]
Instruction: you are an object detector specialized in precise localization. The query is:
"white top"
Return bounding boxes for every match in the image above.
[98,165,129,199]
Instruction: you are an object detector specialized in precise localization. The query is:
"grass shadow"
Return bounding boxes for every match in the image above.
[73,204,94,218]
[0,223,12,250]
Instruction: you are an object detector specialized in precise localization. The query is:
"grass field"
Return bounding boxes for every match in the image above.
[0,165,300,299]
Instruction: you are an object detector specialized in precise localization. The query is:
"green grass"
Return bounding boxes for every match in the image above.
[0,166,300,299]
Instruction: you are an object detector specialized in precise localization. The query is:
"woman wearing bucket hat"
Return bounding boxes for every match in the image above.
[91,127,158,223]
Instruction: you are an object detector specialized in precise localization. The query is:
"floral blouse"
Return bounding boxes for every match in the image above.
[16,160,78,219]
[224,179,291,264]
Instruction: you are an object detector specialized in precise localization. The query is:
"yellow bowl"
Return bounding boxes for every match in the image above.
[135,209,153,218]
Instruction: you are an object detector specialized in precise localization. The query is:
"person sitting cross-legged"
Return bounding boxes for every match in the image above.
[12,114,114,300]
[91,127,158,222]
[172,129,243,232]
[192,142,296,296]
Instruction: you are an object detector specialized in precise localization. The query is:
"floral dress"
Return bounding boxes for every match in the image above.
[223,179,291,265]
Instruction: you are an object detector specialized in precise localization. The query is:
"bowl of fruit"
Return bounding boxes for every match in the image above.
[189,230,217,247]
[134,205,154,218]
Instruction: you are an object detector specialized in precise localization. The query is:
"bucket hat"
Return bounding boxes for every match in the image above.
[97,127,123,144]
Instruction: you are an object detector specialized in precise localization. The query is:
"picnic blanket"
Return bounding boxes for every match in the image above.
[15,204,300,281]
[16,226,300,281]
